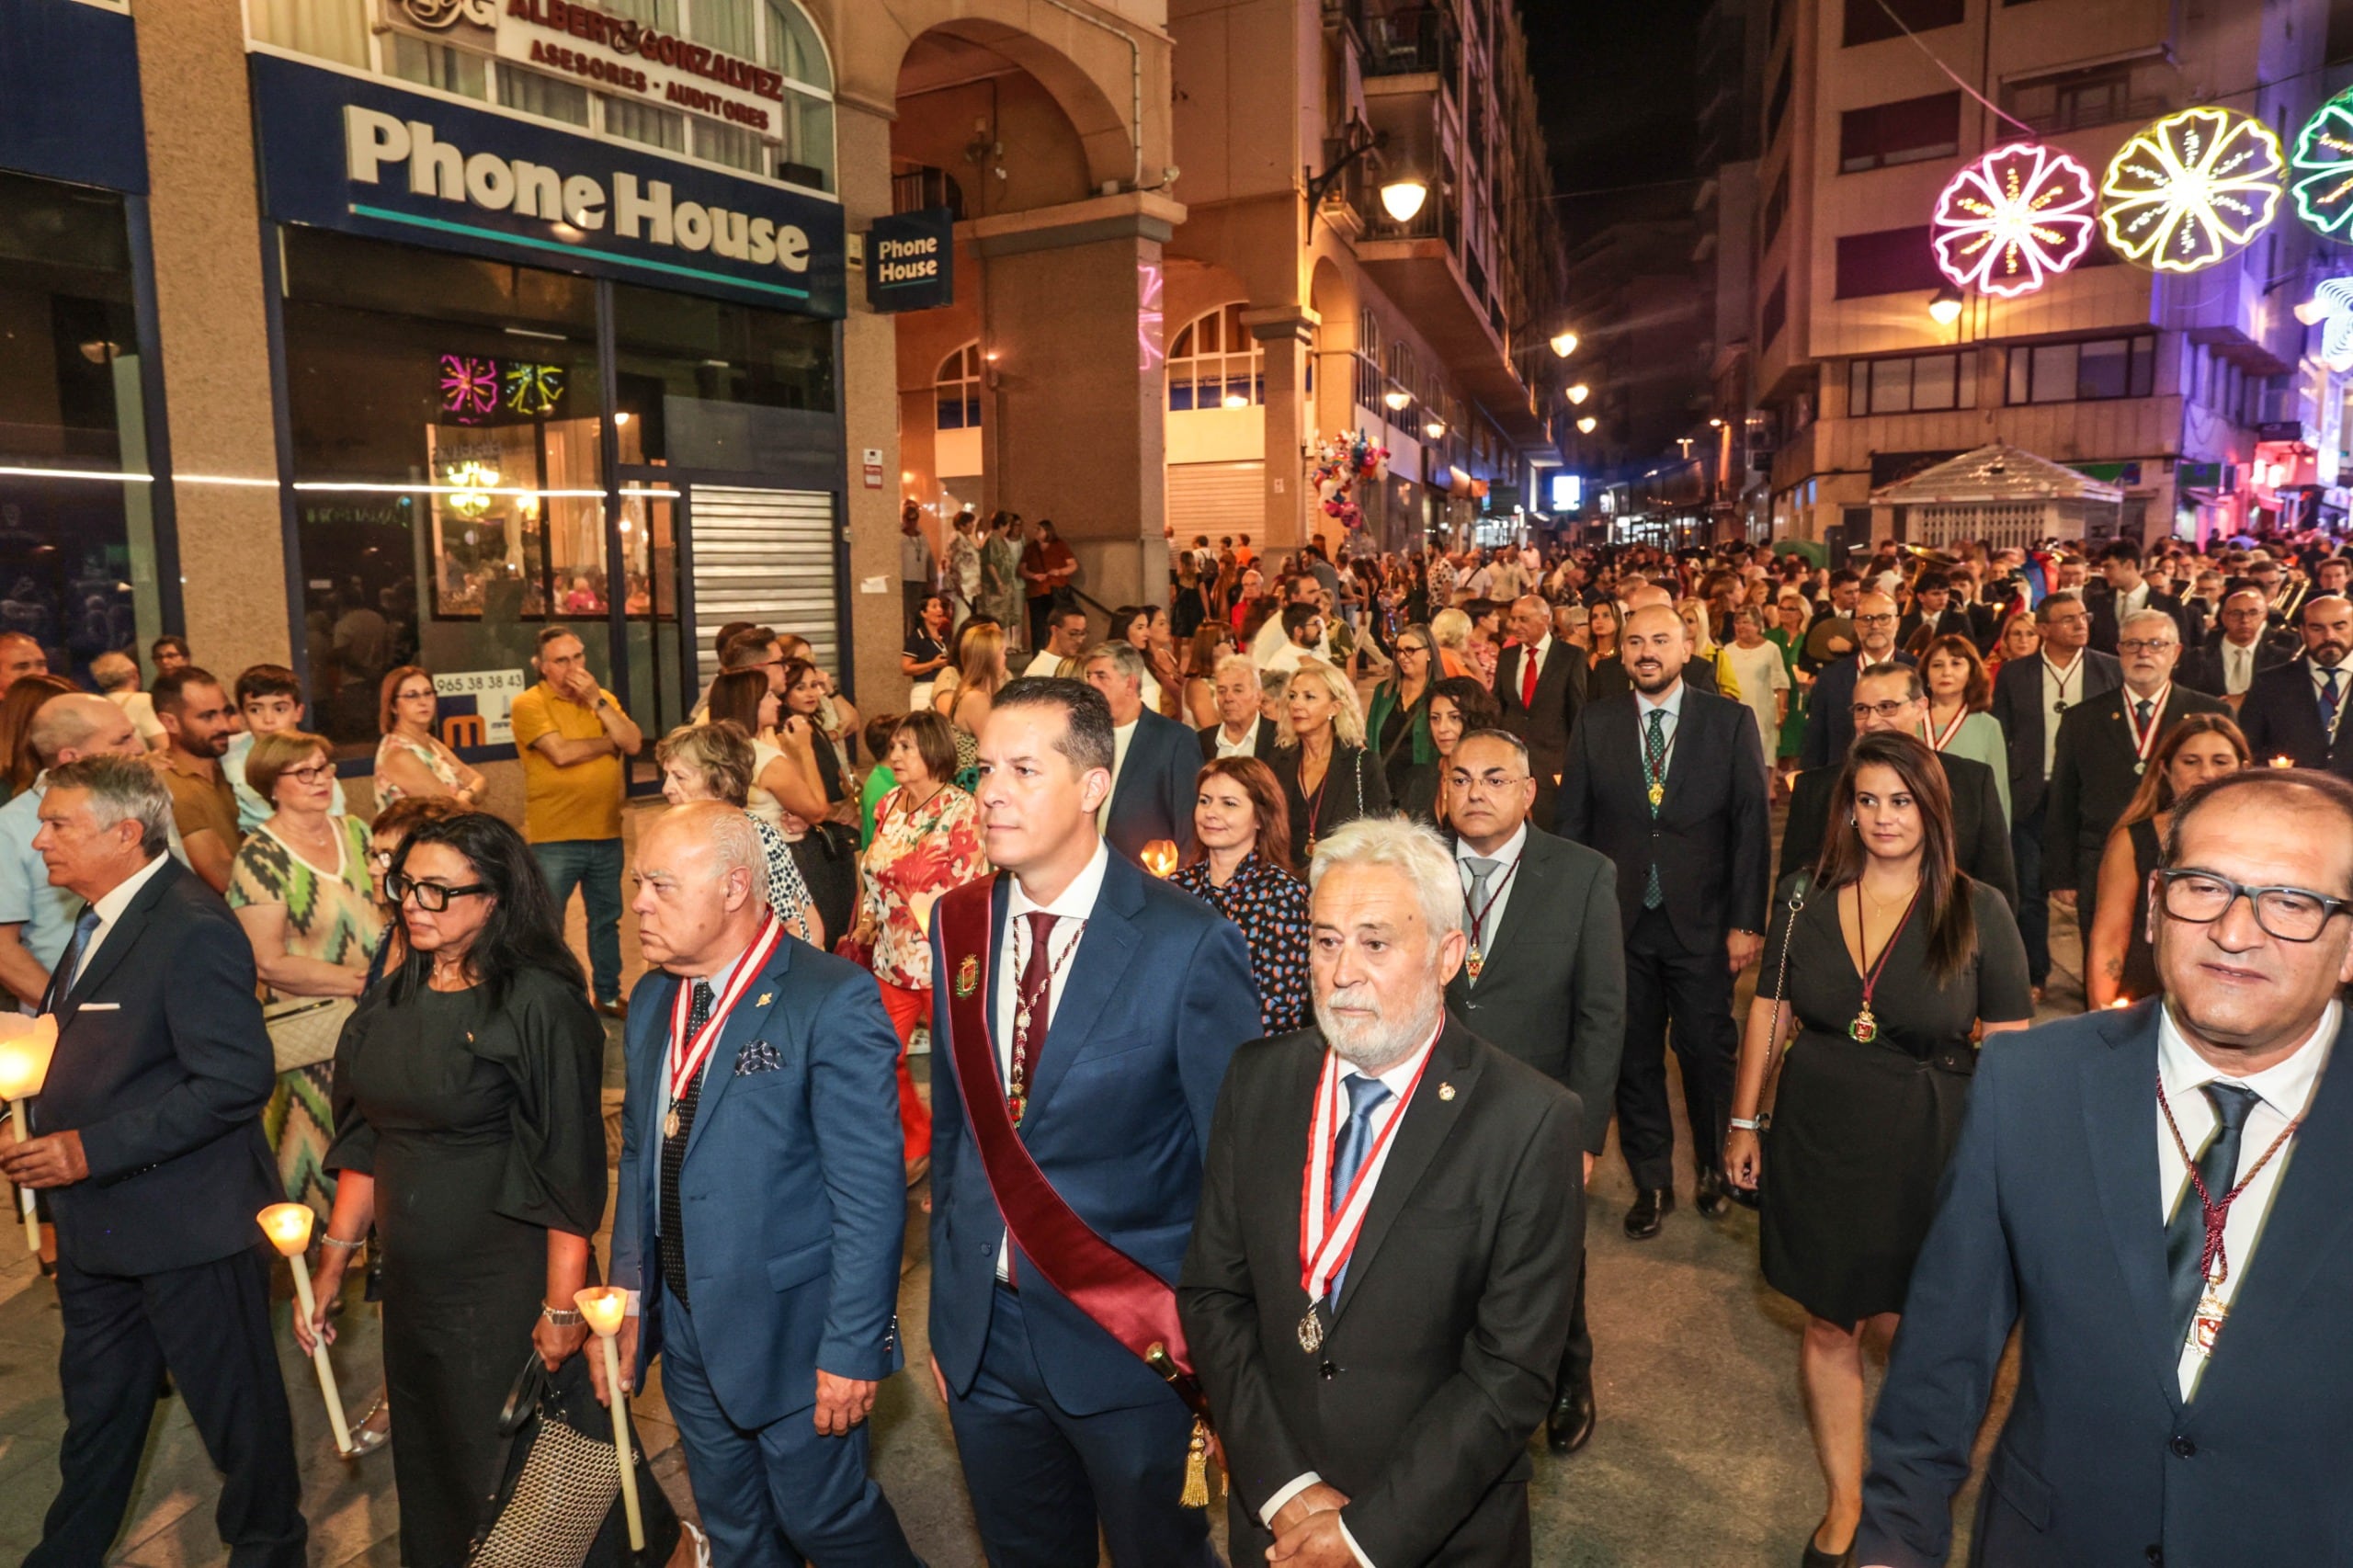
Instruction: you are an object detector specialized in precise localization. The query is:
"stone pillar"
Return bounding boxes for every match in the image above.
[1243,306,1316,552]
[836,100,906,712]
[976,193,1183,619]
[138,2,289,671]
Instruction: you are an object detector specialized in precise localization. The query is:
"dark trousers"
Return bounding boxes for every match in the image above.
[1614,904,1737,1192]
[533,836,624,1003]
[1026,594,1054,653]
[947,1285,1215,1568]
[2012,798,2051,987]
[656,1282,917,1568]
[31,1248,305,1568]
[1559,1244,1591,1392]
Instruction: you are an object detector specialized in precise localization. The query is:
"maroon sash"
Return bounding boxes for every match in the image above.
[936,878,1208,1420]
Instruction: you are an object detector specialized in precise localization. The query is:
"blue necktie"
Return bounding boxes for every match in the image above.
[51,906,101,1006]
[1325,1074,1393,1305]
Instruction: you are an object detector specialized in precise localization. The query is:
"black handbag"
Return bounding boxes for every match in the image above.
[466,1351,684,1568]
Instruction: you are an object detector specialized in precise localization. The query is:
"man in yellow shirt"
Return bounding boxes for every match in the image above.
[507,626,642,1014]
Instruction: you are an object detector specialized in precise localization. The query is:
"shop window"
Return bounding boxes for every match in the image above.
[609,280,836,470]
[1839,92,1961,173]
[1166,303,1264,411]
[0,169,161,683]
[1354,310,1383,413]
[937,344,983,430]
[1834,225,1942,298]
[1844,0,1963,46]
[2005,334,2156,404]
[1847,351,1975,415]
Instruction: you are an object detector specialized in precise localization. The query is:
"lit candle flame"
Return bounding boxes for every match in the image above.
[574,1285,630,1337]
[2109,996,2131,1008]
[0,1014,60,1100]
[257,1201,315,1257]
[2272,755,2296,768]
[1142,840,1179,878]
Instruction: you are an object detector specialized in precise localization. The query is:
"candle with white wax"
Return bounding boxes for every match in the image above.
[258,1202,354,1456]
[0,1016,61,1252]
[576,1286,644,1551]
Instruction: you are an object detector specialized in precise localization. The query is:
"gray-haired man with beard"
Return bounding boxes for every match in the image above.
[1181,818,1583,1567]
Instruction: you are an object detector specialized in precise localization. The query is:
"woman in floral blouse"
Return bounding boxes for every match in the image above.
[1171,756,1311,1034]
[856,711,990,1175]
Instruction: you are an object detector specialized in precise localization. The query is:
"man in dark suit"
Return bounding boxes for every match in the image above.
[1859,770,2353,1568]
[1802,591,1916,769]
[2046,609,2226,949]
[2236,595,2353,781]
[3,756,304,1568]
[1441,729,1621,1454]
[1896,574,1972,654]
[1557,604,1770,1238]
[2180,588,2295,709]
[1084,642,1204,866]
[929,679,1261,1567]
[1778,664,2017,906]
[1197,651,1279,762]
[2086,538,2202,655]
[1989,590,2121,994]
[1494,595,1586,831]
[1180,818,1582,1567]
[602,804,916,1563]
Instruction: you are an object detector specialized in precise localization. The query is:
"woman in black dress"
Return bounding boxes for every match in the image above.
[1723,731,2030,1568]
[1266,659,1390,860]
[2086,712,2248,1007]
[301,812,607,1566]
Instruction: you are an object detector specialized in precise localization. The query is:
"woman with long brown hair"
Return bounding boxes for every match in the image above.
[1179,621,1236,729]
[2085,712,2249,1007]
[1170,756,1310,1032]
[0,673,74,799]
[1723,730,2031,1567]
[1916,633,2009,824]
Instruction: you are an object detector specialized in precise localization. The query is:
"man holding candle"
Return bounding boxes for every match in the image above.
[3,755,304,1568]
[604,801,919,1565]
[1083,641,1201,869]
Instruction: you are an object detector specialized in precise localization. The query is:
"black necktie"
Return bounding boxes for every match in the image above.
[2165,1082,2259,1347]
[2135,698,2154,728]
[658,979,716,1310]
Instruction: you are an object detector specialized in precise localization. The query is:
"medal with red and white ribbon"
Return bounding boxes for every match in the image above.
[1923,704,1969,753]
[665,912,785,1138]
[2123,682,2170,777]
[1294,1027,1439,1352]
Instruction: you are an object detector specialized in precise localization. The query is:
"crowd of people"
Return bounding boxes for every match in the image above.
[6,520,2353,1568]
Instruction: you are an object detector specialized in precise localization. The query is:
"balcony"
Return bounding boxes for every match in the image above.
[1359,5,1457,83]
[891,165,965,220]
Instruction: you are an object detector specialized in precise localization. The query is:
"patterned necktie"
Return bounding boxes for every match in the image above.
[658,978,717,1310]
[50,905,102,1007]
[1643,710,1667,909]
[2321,669,2343,738]
[2165,1081,2259,1348]
[1325,1074,1394,1305]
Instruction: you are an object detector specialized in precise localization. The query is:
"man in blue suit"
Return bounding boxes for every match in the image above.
[929,678,1260,1566]
[599,802,917,1566]
[1859,768,2353,1567]
[1083,642,1203,868]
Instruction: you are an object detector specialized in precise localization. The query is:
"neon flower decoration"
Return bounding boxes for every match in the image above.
[2294,277,2353,371]
[1929,142,2097,298]
[502,361,565,417]
[439,355,498,423]
[2291,87,2353,240]
[2100,107,2286,274]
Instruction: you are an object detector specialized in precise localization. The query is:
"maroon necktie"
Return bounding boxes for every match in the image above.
[1011,912,1057,1108]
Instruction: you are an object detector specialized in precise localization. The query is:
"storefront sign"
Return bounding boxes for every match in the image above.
[381,0,789,140]
[865,208,955,312]
[433,667,529,748]
[0,0,145,192]
[252,53,846,317]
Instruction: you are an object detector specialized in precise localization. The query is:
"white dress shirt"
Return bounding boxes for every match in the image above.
[2039,653,2086,778]
[1513,635,1553,705]
[2158,999,2336,1401]
[1214,722,1260,759]
[992,842,1110,1275]
[1262,1024,1443,1567]
[2117,581,2150,620]
[72,851,173,989]
[1108,718,1138,806]
[1456,823,1528,968]
[2222,637,2259,697]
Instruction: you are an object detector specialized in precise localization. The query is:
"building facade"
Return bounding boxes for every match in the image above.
[1750,0,2330,552]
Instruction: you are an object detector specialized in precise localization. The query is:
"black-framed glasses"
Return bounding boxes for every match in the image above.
[1854,612,1898,626]
[2154,869,2353,943]
[281,762,336,787]
[388,873,491,912]
[1850,699,1915,722]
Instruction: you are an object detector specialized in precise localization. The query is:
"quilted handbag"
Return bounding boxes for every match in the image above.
[263,994,355,1074]
[467,1351,682,1568]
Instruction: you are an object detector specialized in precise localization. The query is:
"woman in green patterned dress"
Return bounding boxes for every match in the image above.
[227,729,384,1221]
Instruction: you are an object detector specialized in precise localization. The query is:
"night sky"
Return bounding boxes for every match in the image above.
[1517,0,1708,200]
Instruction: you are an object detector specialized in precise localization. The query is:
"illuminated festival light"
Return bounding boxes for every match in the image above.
[2291,87,2353,240]
[2294,277,2353,371]
[439,355,498,422]
[1929,142,2097,298]
[2100,107,2286,274]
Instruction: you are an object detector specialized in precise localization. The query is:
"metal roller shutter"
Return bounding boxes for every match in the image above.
[1166,460,1265,537]
[688,486,842,682]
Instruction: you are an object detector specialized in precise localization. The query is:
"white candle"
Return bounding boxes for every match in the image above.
[0,1017,62,1256]
[6,1101,31,1252]
[575,1286,643,1551]
[258,1202,353,1456]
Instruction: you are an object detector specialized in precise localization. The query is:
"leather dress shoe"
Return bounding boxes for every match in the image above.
[1800,1521,1855,1567]
[1546,1382,1595,1454]
[1623,1187,1675,1239]
[1695,1166,1733,1219]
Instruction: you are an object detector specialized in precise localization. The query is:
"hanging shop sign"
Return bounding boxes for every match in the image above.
[379,0,793,141]
[864,207,955,312]
[1929,142,2096,299]
[2099,107,2286,274]
[0,0,146,193]
[251,53,845,317]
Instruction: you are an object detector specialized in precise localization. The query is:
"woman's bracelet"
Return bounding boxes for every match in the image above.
[320,1233,364,1252]
[1729,1115,1768,1132]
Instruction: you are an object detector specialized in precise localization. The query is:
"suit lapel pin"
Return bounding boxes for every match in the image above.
[955,955,980,998]
[1438,1082,1456,1101]
[756,993,772,1007]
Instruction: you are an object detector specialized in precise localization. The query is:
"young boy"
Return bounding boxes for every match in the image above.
[227,664,346,831]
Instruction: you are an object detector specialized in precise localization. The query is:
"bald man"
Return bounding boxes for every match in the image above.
[1495,595,1586,830]
[0,694,146,1008]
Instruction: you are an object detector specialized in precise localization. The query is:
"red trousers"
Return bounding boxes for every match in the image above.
[876,979,935,1167]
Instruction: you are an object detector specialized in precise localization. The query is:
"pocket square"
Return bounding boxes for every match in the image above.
[77,1002,120,1012]
[733,1040,782,1076]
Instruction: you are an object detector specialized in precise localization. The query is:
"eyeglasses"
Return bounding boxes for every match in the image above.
[281,762,337,787]
[1854,613,1898,626]
[1849,699,1917,722]
[2154,869,2353,943]
[1447,769,1529,793]
[396,687,436,703]
[388,873,492,912]
[366,847,395,869]
[2116,638,2178,655]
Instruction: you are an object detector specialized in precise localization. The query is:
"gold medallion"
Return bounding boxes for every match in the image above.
[756,992,772,1007]
[955,955,980,998]
[2191,1290,2228,1358]
[664,1108,681,1139]
[1466,947,1483,980]
[1438,1082,1456,1101]
[1849,1007,1878,1045]
[1297,1307,1323,1354]
[1646,781,1665,809]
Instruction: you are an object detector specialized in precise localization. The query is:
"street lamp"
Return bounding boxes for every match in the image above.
[1566,382,1590,405]
[1928,285,1965,325]
[1380,173,1430,222]
[1550,329,1579,358]
[1306,127,1427,227]
[1576,415,1597,435]
[1383,388,1413,411]
[1423,418,1447,439]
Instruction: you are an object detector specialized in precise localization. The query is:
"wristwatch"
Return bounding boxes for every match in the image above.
[540,1304,585,1326]
[1729,1115,1768,1132]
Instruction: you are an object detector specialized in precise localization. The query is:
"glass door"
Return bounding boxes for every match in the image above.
[615,472,688,786]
